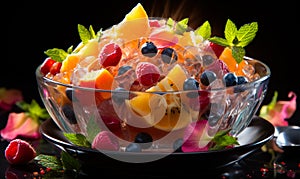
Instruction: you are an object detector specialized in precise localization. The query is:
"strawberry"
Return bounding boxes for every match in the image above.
[99,42,122,67]
[209,42,225,58]
[49,61,62,75]
[5,139,37,165]
[91,131,120,151]
[135,62,160,86]
[40,57,56,75]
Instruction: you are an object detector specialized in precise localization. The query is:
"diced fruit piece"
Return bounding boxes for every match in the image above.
[40,57,56,75]
[5,139,37,165]
[209,42,224,58]
[79,68,114,100]
[60,54,80,73]
[77,39,100,60]
[99,42,122,67]
[136,62,160,86]
[128,64,192,131]
[124,3,148,21]
[116,3,150,42]
[218,47,248,75]
[92,131,119,151]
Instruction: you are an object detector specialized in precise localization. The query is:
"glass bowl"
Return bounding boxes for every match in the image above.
[36,56,270,158]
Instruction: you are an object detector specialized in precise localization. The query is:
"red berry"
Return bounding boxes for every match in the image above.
[40,57,56,75]
[49,61,62,75]
[209,42,224,58]
[91,131,120,151]
[136,62,160,86]
[5,139,37,165]
[99,42,122,67]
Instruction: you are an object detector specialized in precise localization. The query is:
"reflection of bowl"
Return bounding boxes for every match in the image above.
[36,55,270,163]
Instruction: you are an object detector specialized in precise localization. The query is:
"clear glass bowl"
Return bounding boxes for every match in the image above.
[36,56,270,155]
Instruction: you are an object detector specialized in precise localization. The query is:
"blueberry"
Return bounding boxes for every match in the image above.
[222,72,238,87]
[200,70,217,86]
[141,41,158,57]
[237,76,249,85]
[183,77,199,98]
[125,143,142,152]
[134,132,153,149]
[117,65,132,76]
[161,47,178,64]
[112,87,129,104]
[62,103,77,124]
[234,76,249,93]
[173,138,183,152]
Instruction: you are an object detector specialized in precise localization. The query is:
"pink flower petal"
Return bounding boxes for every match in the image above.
[182,120,210,152]
[262,91,297,126]
[0,112,41,140]
[0,89,23,111]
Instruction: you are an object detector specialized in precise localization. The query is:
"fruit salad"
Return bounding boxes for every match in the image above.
[37,3,270,153]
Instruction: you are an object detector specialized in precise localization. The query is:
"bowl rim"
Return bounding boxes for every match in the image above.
[36,56,271,93]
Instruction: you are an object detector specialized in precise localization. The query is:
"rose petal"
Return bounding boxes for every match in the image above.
[0,112,41,140]
[0,89,23,111]
[182,120,211,152]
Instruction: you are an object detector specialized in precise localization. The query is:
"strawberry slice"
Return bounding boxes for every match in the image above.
[209,42,225,58]
[40,57,56,75]
[92,131,120,151]
[5,139,37,165]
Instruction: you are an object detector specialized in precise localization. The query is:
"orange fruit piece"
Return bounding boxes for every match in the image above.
[219,47,247,75]
[79,68,114,100]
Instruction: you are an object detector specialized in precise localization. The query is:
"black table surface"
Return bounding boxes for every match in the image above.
[1,120,300,179]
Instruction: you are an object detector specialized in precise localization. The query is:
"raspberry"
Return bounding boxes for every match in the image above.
[91,131,120,151]
[5,139,37,165]
[99,42,122,67]
[135,62,160,86]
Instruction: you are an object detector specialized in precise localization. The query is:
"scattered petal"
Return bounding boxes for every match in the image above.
[0,112,41,140]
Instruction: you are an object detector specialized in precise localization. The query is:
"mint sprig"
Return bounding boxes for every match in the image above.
[35,151,81,173]
[209,19,258,63]
[16,99,50,124]
[167,17,189,35]
[210,129,239,150]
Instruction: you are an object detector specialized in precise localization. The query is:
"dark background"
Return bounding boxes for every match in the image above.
[4,0,299,124]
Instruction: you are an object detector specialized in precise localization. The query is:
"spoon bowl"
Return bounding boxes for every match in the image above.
[276,126,300,153]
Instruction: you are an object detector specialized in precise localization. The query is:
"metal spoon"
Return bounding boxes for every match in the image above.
[276,126,300,153]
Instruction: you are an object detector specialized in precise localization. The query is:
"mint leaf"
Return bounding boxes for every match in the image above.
[16,99,50,122]
[176,18,189,34]
[236,22,258,47]
[67,46,74,54]
[210,129,239,150]
[44,48,68,62]
[231,46,245,64]
[194,21,211,40]
[86,115,101,143]
[167,17,189,35]
[61,151,81,172]
[89,25,96,39]
[35,154,64,171]
[209,36,230,47]
[63,133,91,148]
[224,19,237,44]
[78,24,92,44]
